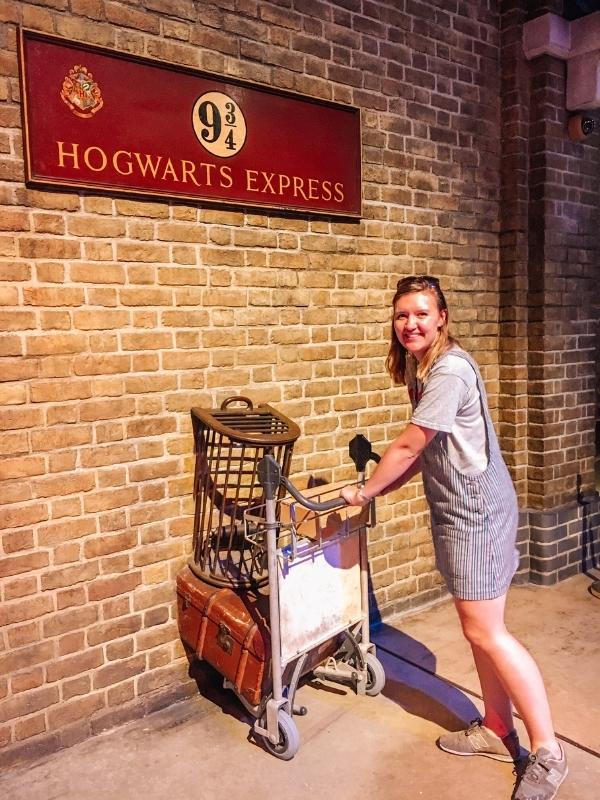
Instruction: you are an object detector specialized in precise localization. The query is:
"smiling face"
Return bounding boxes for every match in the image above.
[393,289,447,362]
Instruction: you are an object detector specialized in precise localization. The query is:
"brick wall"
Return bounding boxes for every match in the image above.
[0,0,596,767]
[499,1,600,584]
[526,51,597,510]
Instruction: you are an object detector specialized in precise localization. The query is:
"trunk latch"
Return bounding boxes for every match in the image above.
[217,622,233,654]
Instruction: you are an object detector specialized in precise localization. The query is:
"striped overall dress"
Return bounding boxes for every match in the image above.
[415,349,519,600]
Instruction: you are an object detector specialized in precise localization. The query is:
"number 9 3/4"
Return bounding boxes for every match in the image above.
[192,92,247,158]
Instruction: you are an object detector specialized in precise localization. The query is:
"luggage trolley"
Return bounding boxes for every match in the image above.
[176,397,384,760]
[249,436,384,760]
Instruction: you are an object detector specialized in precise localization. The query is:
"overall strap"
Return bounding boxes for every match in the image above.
[432,348,499,454]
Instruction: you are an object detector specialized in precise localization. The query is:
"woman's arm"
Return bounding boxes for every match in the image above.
[378,455,422,495]
[341,423,437,506]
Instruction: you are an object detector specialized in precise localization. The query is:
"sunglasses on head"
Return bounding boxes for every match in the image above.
[397,275,440,289]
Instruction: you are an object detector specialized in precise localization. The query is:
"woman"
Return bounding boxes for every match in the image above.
[341,276,567,800]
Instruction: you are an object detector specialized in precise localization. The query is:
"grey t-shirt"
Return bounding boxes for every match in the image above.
[406,350,488,476]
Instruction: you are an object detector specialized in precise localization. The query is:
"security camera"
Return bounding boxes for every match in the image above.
[567,113,596,141]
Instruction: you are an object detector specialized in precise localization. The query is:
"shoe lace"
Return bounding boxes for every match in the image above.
[465,718,483,737]
[521,753,550,784]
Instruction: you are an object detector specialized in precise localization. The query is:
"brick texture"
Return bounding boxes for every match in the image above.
[499,1,599,573]
[0,0,598,767]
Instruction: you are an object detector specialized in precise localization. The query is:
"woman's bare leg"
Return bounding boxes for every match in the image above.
[453,593,560,756]
[470,644,514,737]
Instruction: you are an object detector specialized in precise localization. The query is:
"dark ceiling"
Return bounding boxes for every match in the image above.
[563,0,600,20]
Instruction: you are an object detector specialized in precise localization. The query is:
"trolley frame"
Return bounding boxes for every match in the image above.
[244,437,383,759]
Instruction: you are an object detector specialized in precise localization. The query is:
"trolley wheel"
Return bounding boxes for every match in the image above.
[365,653,386,697]
[259,711,300,761]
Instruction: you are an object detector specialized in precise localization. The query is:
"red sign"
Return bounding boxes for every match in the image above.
[18,30,362,217]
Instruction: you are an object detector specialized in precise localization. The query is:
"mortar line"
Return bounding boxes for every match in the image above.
[375,642,600,760]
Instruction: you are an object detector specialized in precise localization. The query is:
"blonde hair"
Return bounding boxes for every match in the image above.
[385,275,458,385]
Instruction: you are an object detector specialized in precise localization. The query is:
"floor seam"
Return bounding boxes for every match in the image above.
[375,642,600,760]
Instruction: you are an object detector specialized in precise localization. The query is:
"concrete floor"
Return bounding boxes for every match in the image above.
[1,573,598,800]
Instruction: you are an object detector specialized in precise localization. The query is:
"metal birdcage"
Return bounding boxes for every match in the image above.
[189,396,300,588]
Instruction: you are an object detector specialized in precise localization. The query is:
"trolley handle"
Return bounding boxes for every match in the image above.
[280,475,348,513]
[257,455,347,511]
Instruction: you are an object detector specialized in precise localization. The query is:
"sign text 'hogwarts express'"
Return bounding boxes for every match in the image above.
[18,30,362,217]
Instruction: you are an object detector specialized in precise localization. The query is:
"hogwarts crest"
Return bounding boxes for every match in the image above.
[60,65,103,118]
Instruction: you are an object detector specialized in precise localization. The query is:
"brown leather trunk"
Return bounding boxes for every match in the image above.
[176,565,270,706]
[177,565,346,708]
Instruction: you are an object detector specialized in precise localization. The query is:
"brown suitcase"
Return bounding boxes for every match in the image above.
[176,565,270,706]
